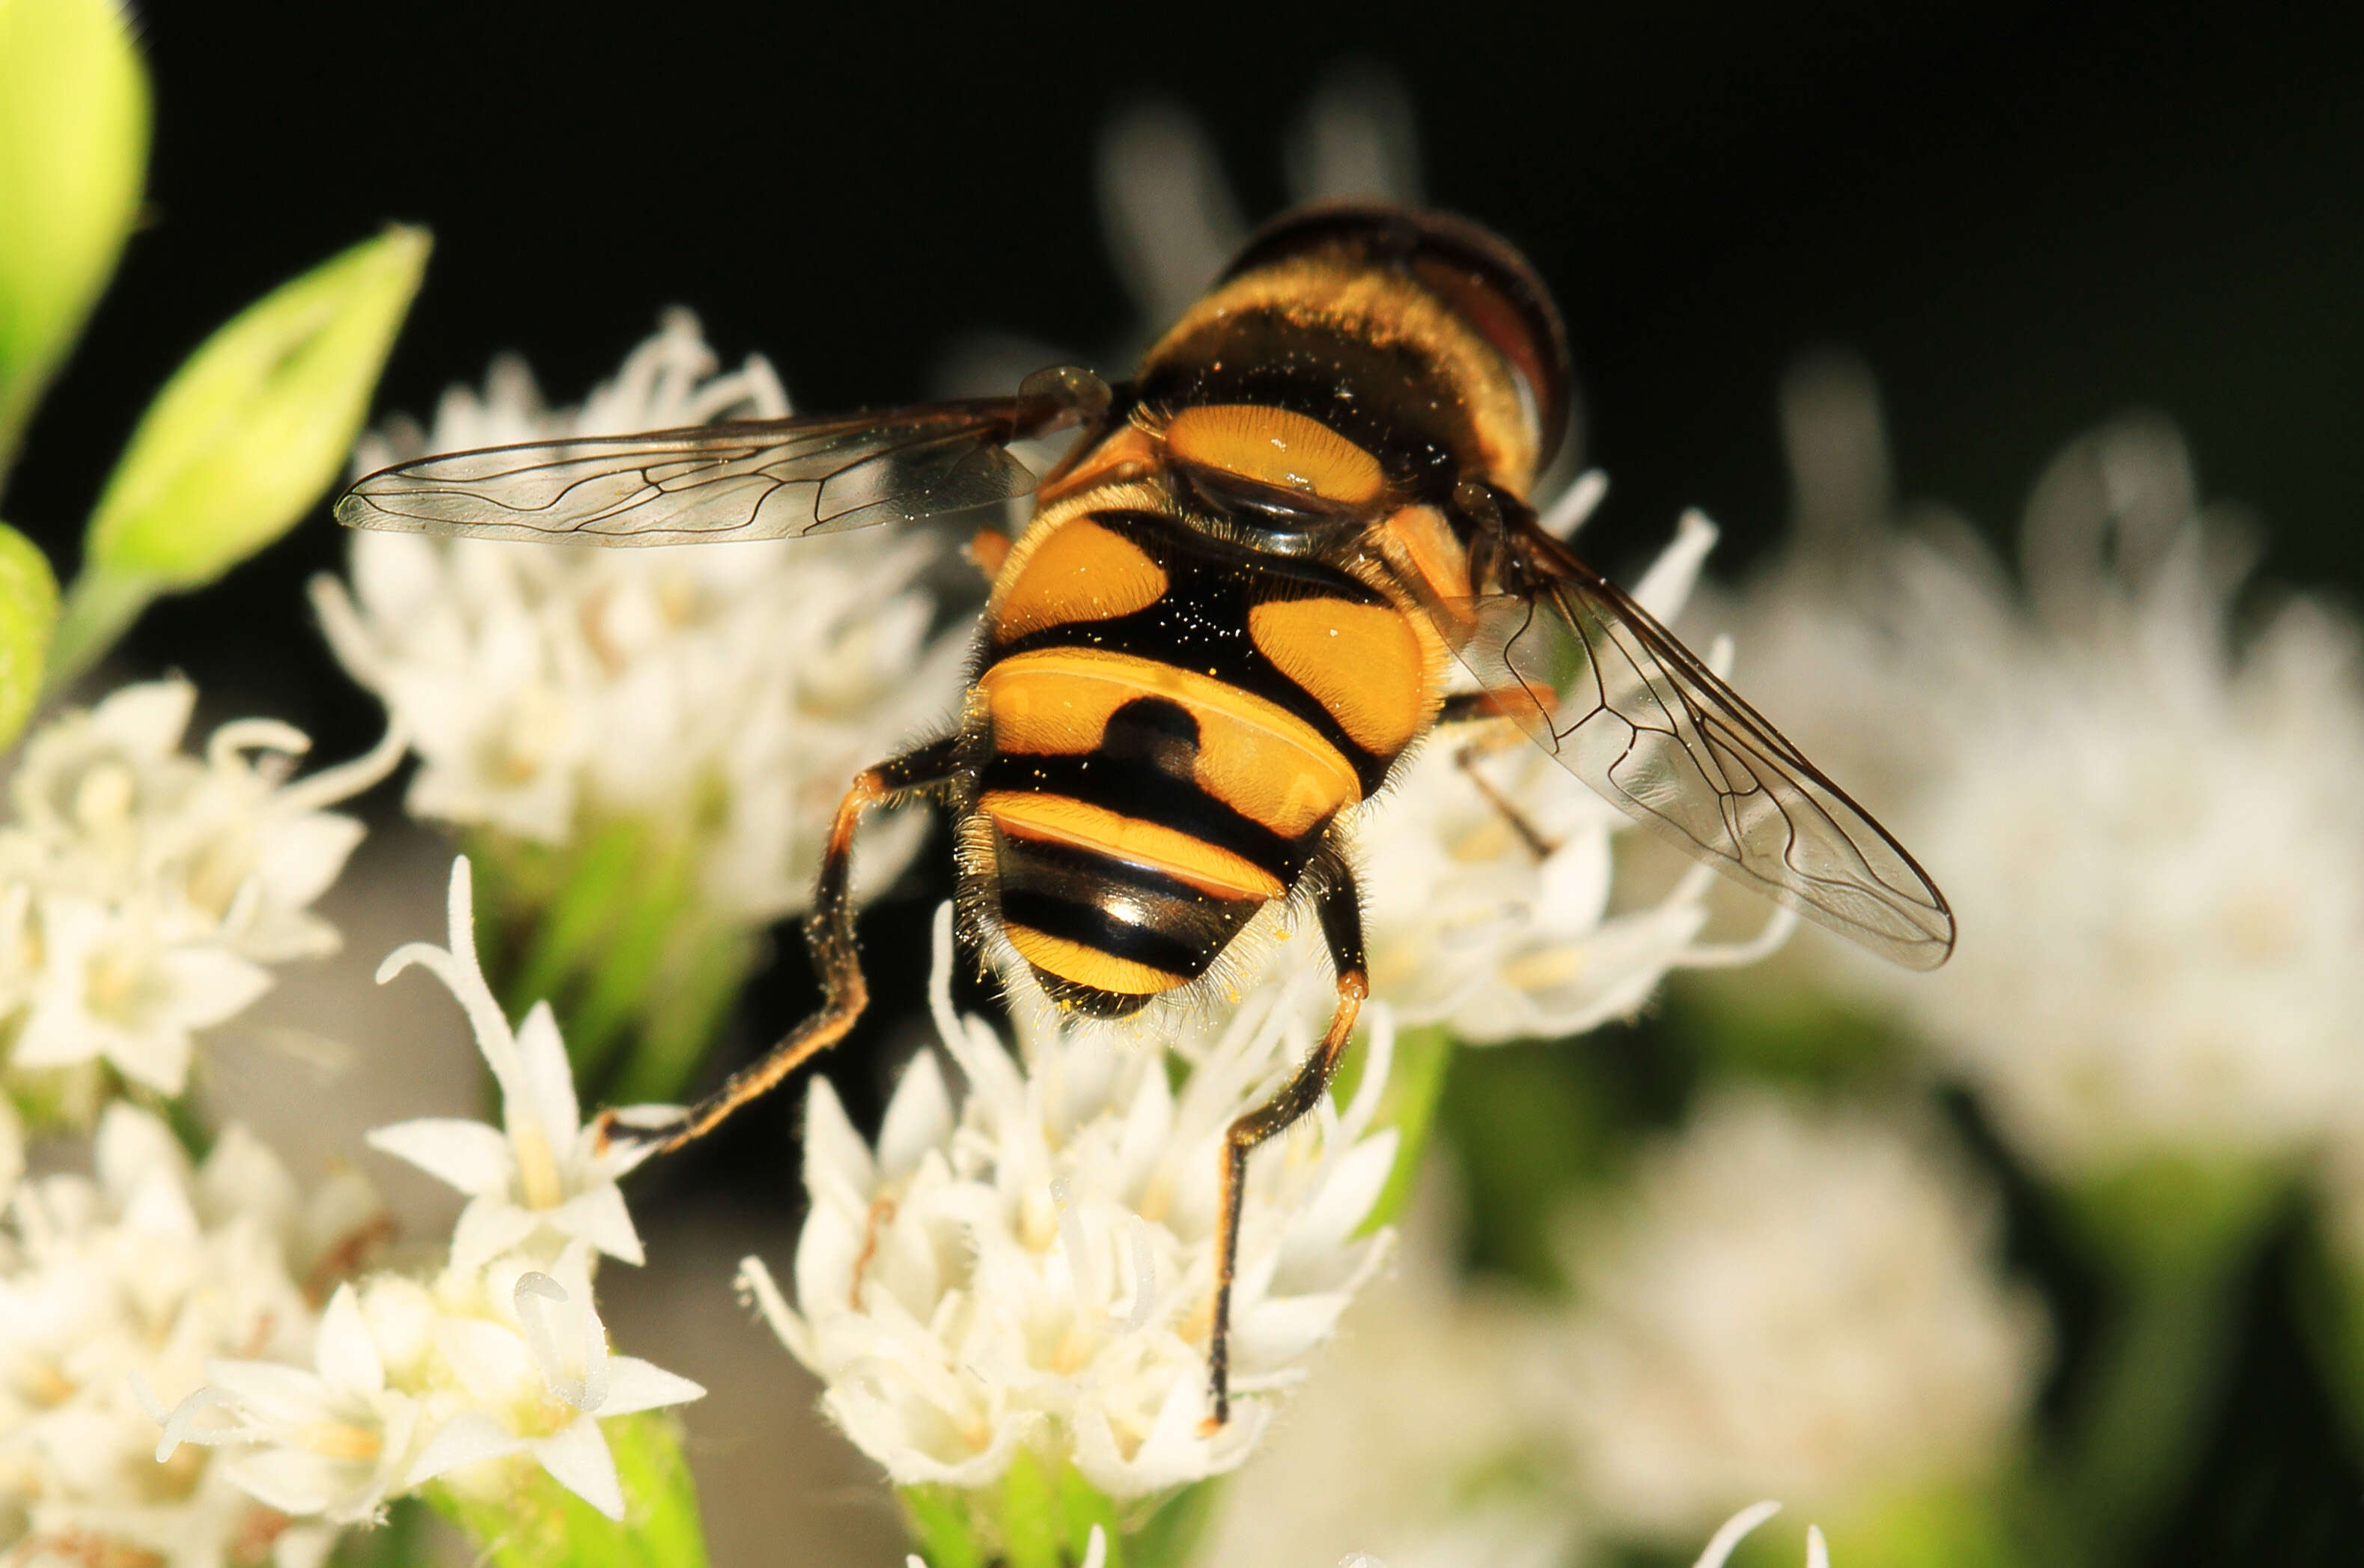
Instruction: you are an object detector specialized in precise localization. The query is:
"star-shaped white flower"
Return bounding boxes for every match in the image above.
[7,891,272,1095]
[404,1244,704,1520]
[366,856,665,1269]
[152,1284,425,1527]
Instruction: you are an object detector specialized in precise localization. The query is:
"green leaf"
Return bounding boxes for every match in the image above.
[47,225,429,688]
[0,519,58,748]
[0,0,149,486]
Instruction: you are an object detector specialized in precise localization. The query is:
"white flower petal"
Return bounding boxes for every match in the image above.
[407,1409,527,1486]
[93,677,199,755]
[365,1118,515,1198]
[877,1052,954,1181]
[801,1075,876,1208]
[314,1284,386,1397]
[515,1000,583,1149]
[1696,1501,1784,1568]
[597,1355,707,1416]
[531,1417,624,1521]
[223,1445,339,1518]
[436,1317,539,1406]
[546,1183,645,1266]
[448,1195,543,1274]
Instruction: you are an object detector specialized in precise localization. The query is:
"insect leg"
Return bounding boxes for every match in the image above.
[1436,692,1559,858]
[1204,838,1368,1431]
[1437,689,1556,727]
[596,736,962,1156]
[965,525,1013,578]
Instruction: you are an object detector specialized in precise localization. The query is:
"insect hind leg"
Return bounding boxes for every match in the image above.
[1204,833,1368,1431]
[596,736,961,1156]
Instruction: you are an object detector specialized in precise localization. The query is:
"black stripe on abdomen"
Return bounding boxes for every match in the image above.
[977,751,1316,887]
[996,837,1261,981]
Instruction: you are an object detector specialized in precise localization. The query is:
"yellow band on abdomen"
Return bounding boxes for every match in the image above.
[1004,924,1188,997]
[979,647,1359,838]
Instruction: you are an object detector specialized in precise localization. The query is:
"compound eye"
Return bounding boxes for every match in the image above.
[1163,404,1387,507]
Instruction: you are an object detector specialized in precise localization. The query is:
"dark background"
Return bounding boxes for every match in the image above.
[7,2,2360,1560]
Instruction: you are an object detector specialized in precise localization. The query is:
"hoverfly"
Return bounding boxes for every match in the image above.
[338,204,1954,1424]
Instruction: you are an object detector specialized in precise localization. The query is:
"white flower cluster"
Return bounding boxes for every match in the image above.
[741,906,1399,1497]
[1546,1090,2046,1542]
[1731,362,2364,1175]
[110,857,702,1553]
[314,312,970,924]
[1,1103,380,1567]
[0,679,397,1103]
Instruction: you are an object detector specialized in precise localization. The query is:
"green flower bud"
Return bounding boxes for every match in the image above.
[0,520,58,748]
[84,225,430,587]
[47,226,429,688]
[0,0,150,483]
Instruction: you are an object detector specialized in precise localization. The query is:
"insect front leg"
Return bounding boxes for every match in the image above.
[1204,835,1368,1432]
[596,736,963,1156]
[1437,691,1559,858]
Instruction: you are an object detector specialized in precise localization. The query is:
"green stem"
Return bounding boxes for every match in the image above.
[2059,1260,2244,1554]
[43,564,155,695]
[327,1496,433,1566]
[470,818,763,1108]
[2046,1159,2284,1560]
[1346,1023,1455,1232]
[901,1460,1213,1568]
[607,921,761,1105]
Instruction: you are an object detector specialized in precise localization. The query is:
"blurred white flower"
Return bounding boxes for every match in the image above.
[941,67,1425,398]
[1547,1090,2044,1543]
[314,311,967,923]
[1,1104,383,1568]
[365,857,662,1269]
[1728,359,2364,1174]
[0,678,395,1101]
[1194,1173,1574,1568]
[0,1099,20,1212]
[740,904,1398,1498]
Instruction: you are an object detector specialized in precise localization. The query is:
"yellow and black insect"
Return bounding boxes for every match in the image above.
[338,204,1955,1423]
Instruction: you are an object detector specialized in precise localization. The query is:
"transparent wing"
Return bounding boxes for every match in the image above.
[335,367,1109,546]
[1446,525,1955,969]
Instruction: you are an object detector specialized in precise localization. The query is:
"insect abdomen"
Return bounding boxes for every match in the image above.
[970,503,1434,1014]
